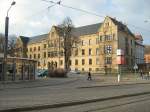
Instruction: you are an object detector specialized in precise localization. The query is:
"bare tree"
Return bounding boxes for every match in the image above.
[0,33,16,56]
[0,33,4,53]
[58,17,80,71]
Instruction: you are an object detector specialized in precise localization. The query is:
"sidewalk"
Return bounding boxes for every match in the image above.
[1,74,150,90]
[78,75,150,88]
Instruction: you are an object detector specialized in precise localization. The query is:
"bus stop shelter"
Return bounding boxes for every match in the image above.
[0,57,37,81]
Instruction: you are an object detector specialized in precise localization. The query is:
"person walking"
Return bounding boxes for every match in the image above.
[87,71,92,80]
[140,69,143,79]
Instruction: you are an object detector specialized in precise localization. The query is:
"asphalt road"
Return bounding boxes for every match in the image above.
[1,74,150,111]
[27,94,150,112]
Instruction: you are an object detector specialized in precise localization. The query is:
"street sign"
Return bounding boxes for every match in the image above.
[117,49,124,56]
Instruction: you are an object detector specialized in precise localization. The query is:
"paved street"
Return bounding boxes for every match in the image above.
[28,93,150,112]
[1,74,150,111]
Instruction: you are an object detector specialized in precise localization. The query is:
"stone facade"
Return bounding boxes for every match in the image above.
[18,16,140,73]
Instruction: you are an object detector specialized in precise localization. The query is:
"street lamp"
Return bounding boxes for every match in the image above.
[2,1,16,81]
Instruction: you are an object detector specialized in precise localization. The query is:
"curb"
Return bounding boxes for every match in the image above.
[1,91,150,112]
[78,82,150,89]
[0,78,79,90]
[0,80,37,85]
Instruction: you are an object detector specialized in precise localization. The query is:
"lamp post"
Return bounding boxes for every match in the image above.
[2,1,16,81]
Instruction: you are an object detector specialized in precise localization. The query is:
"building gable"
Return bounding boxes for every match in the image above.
[98,16,117,33]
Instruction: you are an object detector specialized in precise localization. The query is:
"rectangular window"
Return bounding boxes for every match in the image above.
[105,35,112,41]
[43,60,46,66]
[60,51,64,56]
[60,60,63,65]
[54,51,58,57]
[75,59,78,65]
[100,36,102,41]
[113,34,115,40]
[69,60,72,66]
[89,39,91,45]
[75,68,78,71]
[96,68,99,71]
[82,59,85,65]
[131,48,133,56]
[44,44,47,48]
[105,57,112,64]
[30,55,32,59]
[60,42,64,47]
[96,37,99,44]
[105,22,109,27]
[126,57,128,65]
[48,52,51,57]
[96,58,100,65]
[34,54,36,59]
[34,47,36,51]
[82,49,85,55]
[96,36,102,44]
[89,49,92,55]
[105,45,112,54]
[89,68,92,71]
[37,62,40,66]
[82,68,84,71]
[82,40,84,46]
[75,49,78,56]
[89,59,92,65]
[44,52,46,58]
[38,46,40,51]
[38,54,40,58]
[96,48,100,55]
[125,38,129,55]
[30,48,32,52]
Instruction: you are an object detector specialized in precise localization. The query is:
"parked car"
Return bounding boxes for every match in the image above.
[69,70,80,74]
[38,69,48,77]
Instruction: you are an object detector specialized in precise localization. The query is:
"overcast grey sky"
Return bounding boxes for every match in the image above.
[0,0,150,44]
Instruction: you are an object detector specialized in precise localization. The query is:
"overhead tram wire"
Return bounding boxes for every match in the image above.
[24,4,56,20]
[42,0,105,18]
[127,24,150,32]
[42,0,150,33]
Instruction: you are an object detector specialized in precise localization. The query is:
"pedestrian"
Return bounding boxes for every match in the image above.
[146,72,149,80]
[140,70,143,79]
[87,71,92,80]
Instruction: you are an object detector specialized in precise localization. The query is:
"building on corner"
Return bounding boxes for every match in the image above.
[17,16,143,74]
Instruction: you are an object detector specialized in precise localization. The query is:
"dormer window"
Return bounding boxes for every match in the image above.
[51,32,54,37]
[105,22,109,27]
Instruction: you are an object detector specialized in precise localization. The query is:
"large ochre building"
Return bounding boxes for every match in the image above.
[17,16,139,73]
